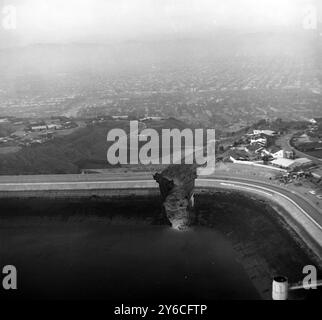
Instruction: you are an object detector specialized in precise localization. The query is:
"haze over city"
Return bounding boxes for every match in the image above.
[0,0,321,47]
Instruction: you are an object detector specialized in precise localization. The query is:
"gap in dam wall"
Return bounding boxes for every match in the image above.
[0,191,321,300]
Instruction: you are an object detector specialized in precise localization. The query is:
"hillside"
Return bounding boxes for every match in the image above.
[0,118,195,175]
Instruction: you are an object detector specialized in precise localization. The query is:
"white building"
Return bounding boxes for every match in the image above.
[271,149,295,160]
[140,117,163,121]
[47,124,63,130]
[250,138,267,146]
[112,116,128,120]
[271,158,313,170]
[31,125,47,131]
[272,150,285,159]
[271,158,295,169]
[253,130,277,137]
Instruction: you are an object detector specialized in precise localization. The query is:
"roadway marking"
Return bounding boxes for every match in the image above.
[0,180,157,187]
[199,179,322,232]
[219,182,273,197]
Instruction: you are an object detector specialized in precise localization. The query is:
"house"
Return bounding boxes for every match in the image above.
[271,157,313,170]
[271,158,295,169]
[31,125,47,132]
[253,130,277,137]
[0,118,9,123]
[140,116,163,121]
[284,150,295,159]
[271,149,295,160]
[309,118,322,125]
[250,137,267,146]
[47,124,63,130]
[272,149,285,159]
[112,116,129,120]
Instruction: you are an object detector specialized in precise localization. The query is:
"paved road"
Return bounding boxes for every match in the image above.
[279,133,322,165]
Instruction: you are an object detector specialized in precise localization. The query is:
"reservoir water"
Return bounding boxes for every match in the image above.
[0,192,320,300]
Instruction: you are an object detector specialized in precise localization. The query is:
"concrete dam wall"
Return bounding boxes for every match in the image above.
[0,174,321,261]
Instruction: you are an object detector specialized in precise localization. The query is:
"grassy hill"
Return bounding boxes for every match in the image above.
[0,121,127,175]
[0,118,196,175]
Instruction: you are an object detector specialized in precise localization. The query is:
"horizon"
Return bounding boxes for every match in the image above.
[0,0,321,48]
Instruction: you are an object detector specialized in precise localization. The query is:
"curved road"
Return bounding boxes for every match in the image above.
[280,133,322,165]
[198,176,322,233]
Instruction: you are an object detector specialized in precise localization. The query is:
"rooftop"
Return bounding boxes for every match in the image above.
[271,158,295,168]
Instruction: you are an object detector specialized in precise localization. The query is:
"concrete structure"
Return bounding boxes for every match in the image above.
[284,150,295,159]
[140,117,163,121]
[271,158,295,169]
[47,124,63,130]
[0,174,321,261]
[272,276,289,300]
[253,130,277,136]
[272,149,284,159]
[250,138,267,146]
[271,157,313,170]
[112,116,129,120]
[31,125,47,132]
[272,149,295,160]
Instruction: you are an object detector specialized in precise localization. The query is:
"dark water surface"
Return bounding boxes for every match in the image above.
[0,224,259,300]
[0,193,320,300]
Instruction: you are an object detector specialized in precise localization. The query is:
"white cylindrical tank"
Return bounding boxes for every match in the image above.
[272,276,289,300]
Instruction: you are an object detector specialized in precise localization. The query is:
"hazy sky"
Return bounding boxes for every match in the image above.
[0,0,319,45]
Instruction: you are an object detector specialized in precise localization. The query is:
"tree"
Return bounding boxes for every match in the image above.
[262,155,271,165]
